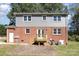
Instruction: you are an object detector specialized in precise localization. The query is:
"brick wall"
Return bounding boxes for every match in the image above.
[7,27,68,44]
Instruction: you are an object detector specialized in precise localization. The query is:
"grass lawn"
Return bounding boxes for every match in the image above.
[0,45,18,56]
[54,41,79,56]
[0,41,79,56]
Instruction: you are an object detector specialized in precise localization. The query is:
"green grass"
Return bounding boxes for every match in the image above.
[0,45,18,56]
[54,41,79,56]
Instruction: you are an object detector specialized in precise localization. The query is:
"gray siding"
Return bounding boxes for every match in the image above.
[16,15,67,27]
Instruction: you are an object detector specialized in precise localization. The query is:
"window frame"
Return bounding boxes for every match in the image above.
[53,28,57,34]
[58,16,61,21]
[53,16,57,21]
[53,28,61,35]
[43,16,46,20]
[58,28,61,34]
[53,16,61,21]
[28,16,31,21]
[26,28,30,34]
[24,16,31,21]
[24,16,27,21]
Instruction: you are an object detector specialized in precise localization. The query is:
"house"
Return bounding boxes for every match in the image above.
[6,12,68,45]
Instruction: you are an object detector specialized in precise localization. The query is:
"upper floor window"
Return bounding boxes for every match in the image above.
[54,16,57,21]
[24,16,27,21]
[53,28,61,35]
[24,16,31,21]
[28,16,31,21]
[43,16,46,20]
[58,16,61,21]
[53,16,61,21]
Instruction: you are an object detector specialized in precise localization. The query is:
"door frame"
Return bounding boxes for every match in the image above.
[37,29,44,39]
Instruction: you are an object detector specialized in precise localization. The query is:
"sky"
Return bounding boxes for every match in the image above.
[0,3,71,25]
[0,3,11,25]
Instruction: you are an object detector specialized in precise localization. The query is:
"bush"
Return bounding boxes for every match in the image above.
[68,35,79,42]
[68,35,71,41]
[2,39,7,42]
[75,35,79,42]
[0,24,6,36]
[68,35,75,41]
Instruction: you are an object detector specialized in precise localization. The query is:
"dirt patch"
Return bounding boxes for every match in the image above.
[0,45,56,56]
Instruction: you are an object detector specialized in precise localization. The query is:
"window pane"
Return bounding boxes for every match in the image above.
[54,29,57,34]
[58,16,61,21]
[43,16,46,20]
[58,28,61,34]
[54,16,57,21]
[24,16,27,21]
[28,16,31,21]
[42,30,44,37]
[26,29,30,33]
[54,31,56,34]
[38,29,40,37]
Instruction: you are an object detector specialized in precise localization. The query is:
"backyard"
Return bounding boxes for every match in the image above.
[0,41,79,56]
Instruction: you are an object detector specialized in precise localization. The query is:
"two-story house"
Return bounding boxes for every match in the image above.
[6,12,68,45]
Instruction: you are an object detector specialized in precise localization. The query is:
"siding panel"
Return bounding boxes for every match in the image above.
[16,16,67,27]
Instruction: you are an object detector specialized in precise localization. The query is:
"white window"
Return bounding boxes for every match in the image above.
[28,16,31,21]
[24,16,27,21]
[53,16,61,21]
[58,28,61,34]
[54,16,57,21]
[43,16,46,20]
[24,16,31,21]
[53,28,61,35]
[54,28,57,34]
[58,16,61,21]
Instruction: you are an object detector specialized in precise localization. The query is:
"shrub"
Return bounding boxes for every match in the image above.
[0,24,6,36]
[75,35,79,42]
[68,35,75,41]
[2,39,7,42]
[68,35,79,42]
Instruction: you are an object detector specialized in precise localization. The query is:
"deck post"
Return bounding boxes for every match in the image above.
[38,42,40,45]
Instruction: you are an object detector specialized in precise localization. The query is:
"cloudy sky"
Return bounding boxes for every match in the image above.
[0,3,11,25]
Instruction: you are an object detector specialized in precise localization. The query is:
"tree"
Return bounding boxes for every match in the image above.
[7,3,67,25]
[0,24,6,36]
[71,11,79,35]
[68,4,79,41]
[9,19,15,25]
[7,3,65,19]
[68,4,79,34]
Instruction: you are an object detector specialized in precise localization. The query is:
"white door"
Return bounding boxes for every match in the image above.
[9,33,14,42]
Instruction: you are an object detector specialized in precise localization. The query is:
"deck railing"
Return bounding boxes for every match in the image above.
[34,34,47,42]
